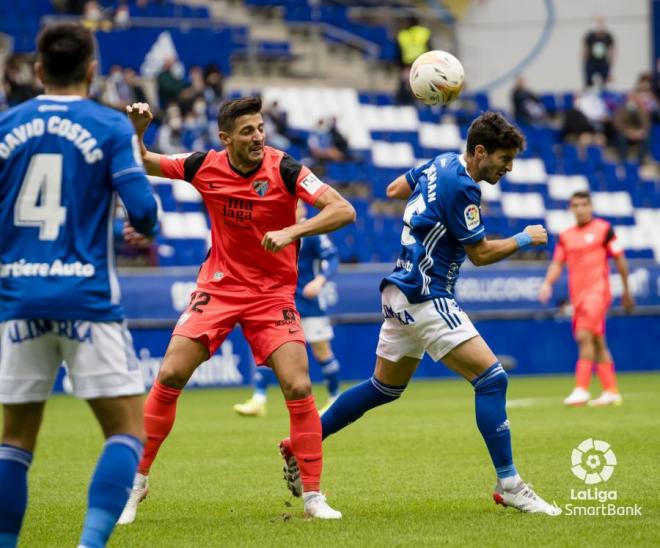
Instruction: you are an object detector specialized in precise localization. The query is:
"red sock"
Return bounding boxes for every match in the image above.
[286,395,322,493]
[596,362,618,392]
[138,381,182,475]
[575,359,593,390]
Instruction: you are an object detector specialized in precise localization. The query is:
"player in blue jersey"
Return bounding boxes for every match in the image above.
[280,112,561,515]
[0,23,158,548]
[234,200,342,416]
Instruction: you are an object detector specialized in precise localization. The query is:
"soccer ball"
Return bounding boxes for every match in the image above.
[409,50,465,106]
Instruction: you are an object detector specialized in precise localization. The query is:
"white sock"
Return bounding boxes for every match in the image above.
[500,474,522,491]
[252,393,266,404]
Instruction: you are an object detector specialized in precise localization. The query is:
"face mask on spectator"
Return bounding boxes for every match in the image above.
[169,117,182,131]
[193,100,207,116]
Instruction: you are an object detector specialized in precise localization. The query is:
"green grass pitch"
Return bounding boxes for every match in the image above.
[10,372,660,547]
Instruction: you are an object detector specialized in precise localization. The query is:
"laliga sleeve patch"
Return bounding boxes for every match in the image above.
[300,173,325,195]
[464,204,481,230]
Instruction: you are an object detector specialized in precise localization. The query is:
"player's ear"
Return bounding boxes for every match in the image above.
[474,144,487,159]
[34,62,45,87]
[219,131,231,146]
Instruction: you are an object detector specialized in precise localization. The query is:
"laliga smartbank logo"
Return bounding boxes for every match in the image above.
[564,438,642,516]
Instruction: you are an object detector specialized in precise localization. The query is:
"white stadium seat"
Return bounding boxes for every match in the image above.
[480,181,501,202]
[591,192,634,217]
[419,123,462,150]
[172,181,202,203]
[371,141,415,168]
[506,158,547,184]
[501,192,546,218]
[161,212,209,239]
[547,175,589,200]
[545,209,575,234]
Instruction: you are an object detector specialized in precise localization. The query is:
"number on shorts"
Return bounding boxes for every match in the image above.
[189,291,211,313]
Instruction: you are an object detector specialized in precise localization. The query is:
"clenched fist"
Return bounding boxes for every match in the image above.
[126,102,154,136]
[262,227,296,253]
[523,224,548,246]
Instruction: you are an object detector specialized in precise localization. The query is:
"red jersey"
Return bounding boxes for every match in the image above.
[160,146,328,296]
[553,218,623,303]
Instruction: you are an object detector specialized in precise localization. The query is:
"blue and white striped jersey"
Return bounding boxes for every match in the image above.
[0,95,158,321]
[381,152,485,302]
[295,233,339,318]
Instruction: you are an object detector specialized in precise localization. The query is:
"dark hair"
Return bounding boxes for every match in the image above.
[570,191,591,202]
[37,23,95,86]
[217,96,262,132]
[466,112,526,154]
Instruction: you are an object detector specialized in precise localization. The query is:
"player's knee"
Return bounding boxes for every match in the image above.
[156,366,189,390]
[281,378,312,400]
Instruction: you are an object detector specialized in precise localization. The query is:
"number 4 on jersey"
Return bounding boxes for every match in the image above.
[401,193,426,245]
[14,153,66,241]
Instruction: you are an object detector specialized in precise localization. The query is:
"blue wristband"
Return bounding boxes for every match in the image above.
[513,232,533,249]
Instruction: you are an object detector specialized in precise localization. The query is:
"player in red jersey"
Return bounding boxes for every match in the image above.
[117,97,355,523]
[539,191,634,407]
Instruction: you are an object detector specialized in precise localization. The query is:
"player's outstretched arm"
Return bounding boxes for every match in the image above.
[262,188,355,253]
[386,175,413,200]
[464,224,547,267]
[539,260,564,304]
[126,102,165,177]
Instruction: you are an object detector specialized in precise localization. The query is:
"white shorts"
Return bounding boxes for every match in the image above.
[301,316,334,344]
[376,285,479,362]
[0,319,145,404]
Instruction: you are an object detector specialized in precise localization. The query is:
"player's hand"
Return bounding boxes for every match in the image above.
[523,224,548,246]
[123,221,154,248]
[538,282,553,304]
[303,275,326,298]
[621,291,635,313]
[262,227,296,253]
[126,102,153,136]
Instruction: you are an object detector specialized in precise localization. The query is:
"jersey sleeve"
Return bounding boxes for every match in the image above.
[405,159,433,190]
[445,184,485,244]
[604,224,624,257]
[109,118,158,236]
[279,154,329,204]
[159,152,208,184]
[553,235,566,262]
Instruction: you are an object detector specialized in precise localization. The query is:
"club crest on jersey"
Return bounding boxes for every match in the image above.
[252,179,269,197]
[585,233,595,244]
[464,204,481,230]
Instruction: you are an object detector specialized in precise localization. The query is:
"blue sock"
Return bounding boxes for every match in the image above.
[0,444,33,548]
[472,363,517,479]
[319,356,340,397]
[80,435,143,548]
[321,376,406,439]
[254,367,276,397]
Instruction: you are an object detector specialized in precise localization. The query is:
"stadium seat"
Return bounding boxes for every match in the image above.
[501,192,546,219]
[547,175,589,201]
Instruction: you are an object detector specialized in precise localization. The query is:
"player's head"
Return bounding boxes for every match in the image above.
[465,112,525,184]
[36,23,96,91]
[217,97,265,167]
[569,191,593,226]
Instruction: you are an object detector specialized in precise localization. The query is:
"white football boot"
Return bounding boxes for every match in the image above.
[588,391,623,407]
[563,387,590,406]
[279,438,302,497]
[233,397,266,417]
[117,473,149,525]
[493,480,562,516]
[303,492,342,519]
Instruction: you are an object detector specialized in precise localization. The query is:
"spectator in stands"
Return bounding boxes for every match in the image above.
[178,65,206,115]
[102,65,132,110]
[124,67,147,104]
[308,118,345,165]
[203,63,224,105]
[4,55,40,106]
[81,0,112,31]
[182,98,214,150]
[263,100,291,150]
[634,72,659,123]
[561,92,607,155]
[395,16,431,105]
[511,77,548,126]
[156,105,186,155]
[157,57,185,111]
[613,89,651,164]
[583,17,615,89]
[328,116,352,160]
[114,3,131,29]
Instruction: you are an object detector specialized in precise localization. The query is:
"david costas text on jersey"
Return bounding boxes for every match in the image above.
[0,116,104,163]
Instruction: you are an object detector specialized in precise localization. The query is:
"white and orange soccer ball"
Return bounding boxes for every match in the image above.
[409,50,465,106]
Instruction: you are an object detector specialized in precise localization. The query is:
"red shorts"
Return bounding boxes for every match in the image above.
[173,287,306,365]
[572,294,610,336]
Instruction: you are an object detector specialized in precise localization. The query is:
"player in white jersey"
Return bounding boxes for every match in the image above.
[0,23,158,548]
[280,112,561,516]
